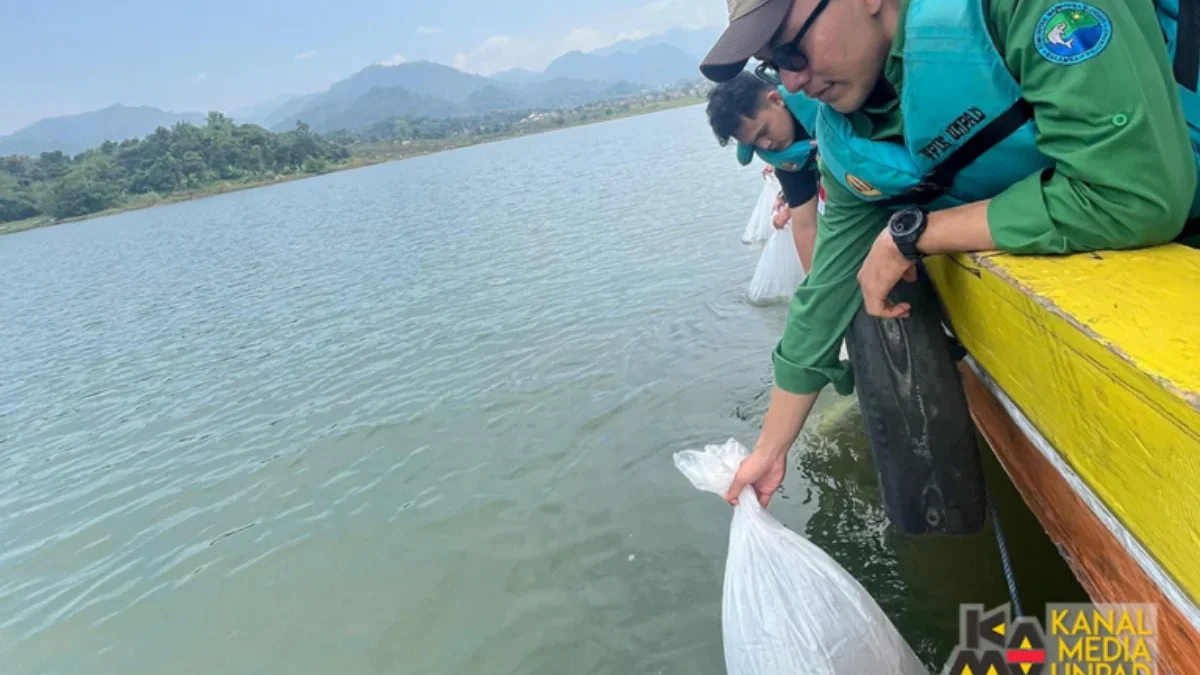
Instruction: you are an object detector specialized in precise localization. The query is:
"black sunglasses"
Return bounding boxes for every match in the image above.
[753,0,833,85]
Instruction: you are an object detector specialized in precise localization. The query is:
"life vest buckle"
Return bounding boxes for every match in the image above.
[875,179,947,208]
[904,179,947,205]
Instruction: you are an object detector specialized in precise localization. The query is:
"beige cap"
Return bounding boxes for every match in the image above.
[700,0,792,82]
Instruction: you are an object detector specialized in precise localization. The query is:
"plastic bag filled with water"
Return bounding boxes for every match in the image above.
[743,175,781,244]
[674,439,929,675]
[746,225,805,305]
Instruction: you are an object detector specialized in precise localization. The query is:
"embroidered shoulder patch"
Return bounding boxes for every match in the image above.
[1034,2,1112,65]
[845,173,882,198]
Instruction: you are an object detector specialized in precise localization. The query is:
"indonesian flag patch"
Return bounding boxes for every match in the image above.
[817,182,826,215]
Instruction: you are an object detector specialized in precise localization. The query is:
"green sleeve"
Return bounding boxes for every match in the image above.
[773,163,886,395]
[986,0,1196,254]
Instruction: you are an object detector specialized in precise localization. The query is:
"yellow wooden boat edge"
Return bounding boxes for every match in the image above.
[924,245,1200,608]
[972,247,1200,412]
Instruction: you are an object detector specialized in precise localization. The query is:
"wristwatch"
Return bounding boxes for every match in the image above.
[888,207,928,261]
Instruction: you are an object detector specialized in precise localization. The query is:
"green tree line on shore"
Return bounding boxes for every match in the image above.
[0,112,350,224]
[328,100,645,144]
[327,109,535,144]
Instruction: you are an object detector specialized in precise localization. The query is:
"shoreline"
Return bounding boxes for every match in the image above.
[1,97,704,237]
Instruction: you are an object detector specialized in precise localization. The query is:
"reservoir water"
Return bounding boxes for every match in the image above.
[0,105,1084,674]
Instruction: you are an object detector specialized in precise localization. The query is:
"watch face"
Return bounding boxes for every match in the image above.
[890,211,921,236]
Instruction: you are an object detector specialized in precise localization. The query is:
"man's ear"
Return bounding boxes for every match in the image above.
[863,0,885,17]
[765,89,785,108]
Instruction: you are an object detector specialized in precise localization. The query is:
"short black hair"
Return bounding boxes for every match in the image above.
[706,71,773,146]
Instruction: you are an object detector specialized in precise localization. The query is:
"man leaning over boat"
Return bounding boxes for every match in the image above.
[707,72,823,271]
[698,0,1200,508]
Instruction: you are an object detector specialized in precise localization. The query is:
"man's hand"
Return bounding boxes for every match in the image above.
[762,165,775,178]
[723,449,787,508]
[858,228,918,319]
[772,195,790,229]
[724,387,819,508]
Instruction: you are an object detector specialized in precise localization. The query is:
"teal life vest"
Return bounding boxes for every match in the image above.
[1158,0,1200,218]
[736,86,821,173]
[814,0,1200,218]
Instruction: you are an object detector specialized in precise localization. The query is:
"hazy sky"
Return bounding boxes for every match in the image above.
[0,0,725,134]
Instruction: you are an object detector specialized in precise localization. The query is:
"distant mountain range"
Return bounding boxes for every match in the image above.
[227,94,300,126]
[0,105,206,156]
[490,68,542,84]
[266,46,700,134]
[261,93,323,130]
[593,26,722,60]
[0,28,716,155]
[542,44,700,87]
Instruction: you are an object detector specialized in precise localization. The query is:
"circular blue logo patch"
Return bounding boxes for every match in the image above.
[1034,2,1112,65]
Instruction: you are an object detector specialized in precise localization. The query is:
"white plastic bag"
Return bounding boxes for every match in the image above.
[742,176,781,244]
[747,225,805,305]
[674,439,930,675]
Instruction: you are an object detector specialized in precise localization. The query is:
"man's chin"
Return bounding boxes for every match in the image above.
[828,94,866,115]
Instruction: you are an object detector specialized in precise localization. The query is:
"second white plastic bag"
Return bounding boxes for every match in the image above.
[674,439,930,675]
[746,225,805,305]
[742,175,780,244]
